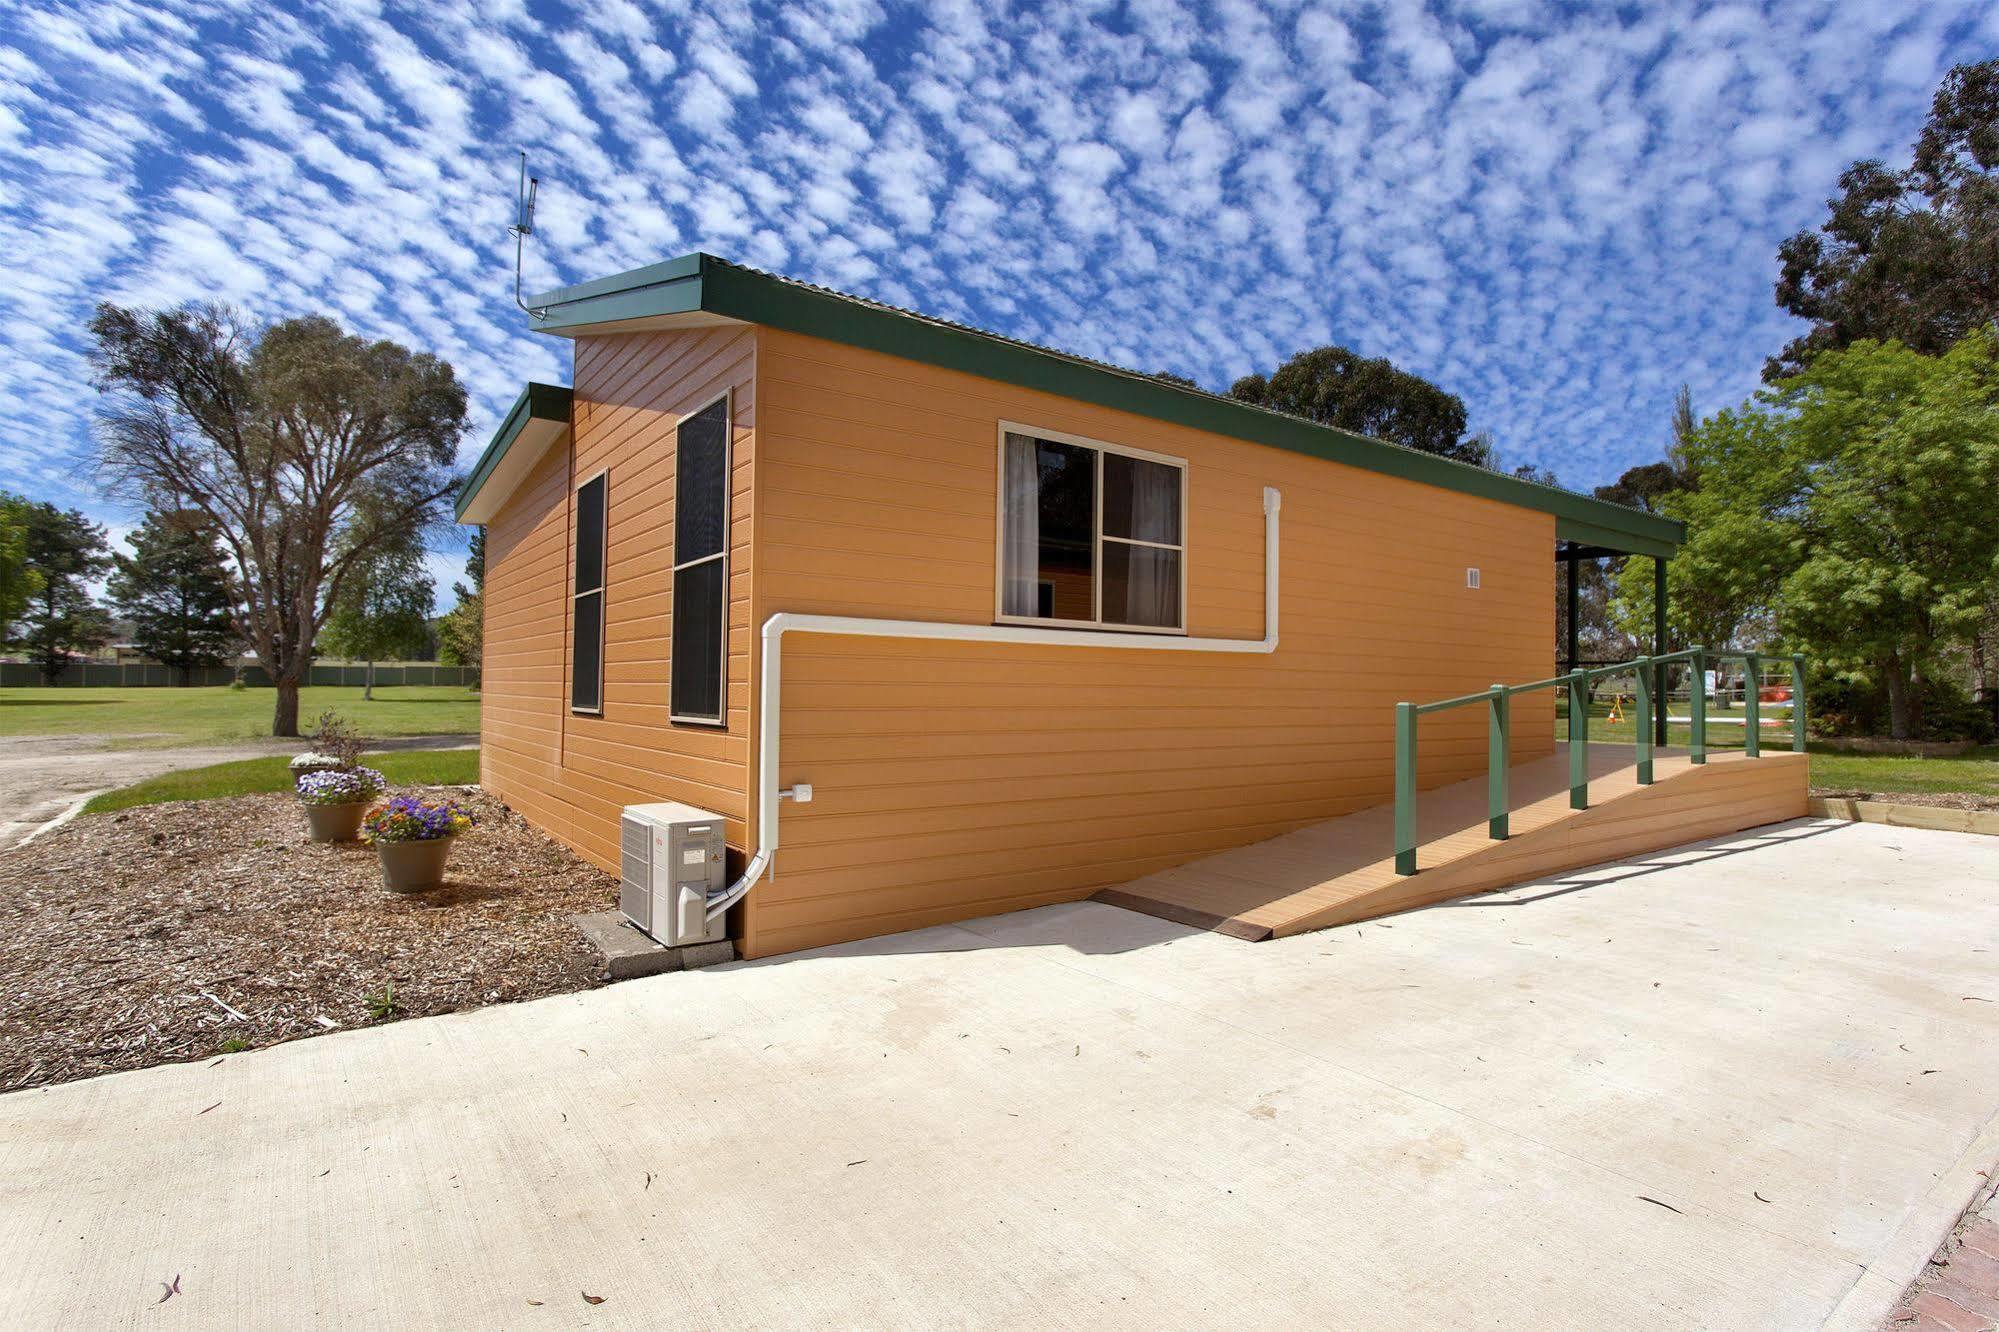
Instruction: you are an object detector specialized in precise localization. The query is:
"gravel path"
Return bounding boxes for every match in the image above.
[0,732,476,850]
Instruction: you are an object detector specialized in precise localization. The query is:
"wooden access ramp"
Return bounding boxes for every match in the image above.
[1095,746,1811,940]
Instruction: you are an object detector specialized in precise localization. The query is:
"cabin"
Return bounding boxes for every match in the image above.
[457,253,1809,960]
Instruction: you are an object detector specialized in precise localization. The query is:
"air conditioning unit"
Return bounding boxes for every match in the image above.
[619,802,730,947]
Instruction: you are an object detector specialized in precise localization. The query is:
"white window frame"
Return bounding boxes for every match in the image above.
[992,420,1189,635]
[571,465,608,717]
[669,389,732,727]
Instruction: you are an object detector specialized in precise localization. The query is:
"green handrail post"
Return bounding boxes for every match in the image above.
[1689,646,1706,765]
[1633,656,1653,785]
[1791,654,1807,753]
[1567,669,1589,809]
[1744,652,1761,758]
[1487,684,1509,840]
[1394,702,1417,875]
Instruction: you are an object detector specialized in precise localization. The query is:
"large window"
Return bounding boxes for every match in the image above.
[998,427,1186,631]
[670,395,730,724]
[571,469,607,714]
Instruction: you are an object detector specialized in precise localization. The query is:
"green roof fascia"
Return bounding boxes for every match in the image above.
[526,253,705,332]
[526,253,1684,555]
[1554,515,1678,561]
[455,381,573,521]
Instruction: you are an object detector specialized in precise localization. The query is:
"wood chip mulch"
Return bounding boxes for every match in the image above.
[1812,787,1999,812]
[0,788,616,1093]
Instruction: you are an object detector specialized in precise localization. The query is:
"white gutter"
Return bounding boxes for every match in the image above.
[707,486,1282,921]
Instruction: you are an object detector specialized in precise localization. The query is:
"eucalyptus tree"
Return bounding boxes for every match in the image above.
[89,305,466,735]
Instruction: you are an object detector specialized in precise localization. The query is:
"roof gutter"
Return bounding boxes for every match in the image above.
[518,253,1683,558]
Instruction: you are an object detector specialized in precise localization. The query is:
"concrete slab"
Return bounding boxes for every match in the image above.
[2,817,1996,1328]
[571,911,738,980]
[572,909,683,980]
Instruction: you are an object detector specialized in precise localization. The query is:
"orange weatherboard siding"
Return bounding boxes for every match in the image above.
[480,325,759,873]
[480,322,1563,958]
[742,327,1554,959]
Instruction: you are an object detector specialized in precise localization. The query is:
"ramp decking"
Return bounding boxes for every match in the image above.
[1096,745,1811,939]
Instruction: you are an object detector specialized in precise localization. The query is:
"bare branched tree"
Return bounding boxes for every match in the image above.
[88,304,466,736]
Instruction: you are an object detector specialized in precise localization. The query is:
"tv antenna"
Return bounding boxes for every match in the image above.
[509,151,544,319]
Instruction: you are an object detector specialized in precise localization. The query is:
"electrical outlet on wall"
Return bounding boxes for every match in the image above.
[1466,567,1481,589]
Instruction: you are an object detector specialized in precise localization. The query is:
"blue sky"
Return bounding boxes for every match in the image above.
[1,0,1995,599]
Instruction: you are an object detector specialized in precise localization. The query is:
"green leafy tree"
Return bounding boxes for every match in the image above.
[106,510,238,685]
[1669,383,1699,463]
[0,491,36,635]
[1622,334,1999,737]
[10,501,112,682]
[1593,461,1693,514]
[1608,413,1775,661]
[89,305,466,735]
[318,532,436,700]
[1769,59,1999,379]
[1230,344,1482,463]
[435,530,483,679]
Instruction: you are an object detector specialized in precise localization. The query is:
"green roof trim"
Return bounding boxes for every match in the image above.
[455,381,572,521]
[519,253,1683,556]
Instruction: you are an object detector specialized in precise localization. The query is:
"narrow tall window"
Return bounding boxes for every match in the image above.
[571,470,607,714]
[999,429,1185,631]
[671,396,730,724]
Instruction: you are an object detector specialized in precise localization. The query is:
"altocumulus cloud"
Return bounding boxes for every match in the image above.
[2,0,1996,562]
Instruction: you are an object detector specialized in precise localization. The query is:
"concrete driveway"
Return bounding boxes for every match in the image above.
[2,817,1995,1328]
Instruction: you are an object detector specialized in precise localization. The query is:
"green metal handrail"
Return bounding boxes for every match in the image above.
[1393,648,1806,875]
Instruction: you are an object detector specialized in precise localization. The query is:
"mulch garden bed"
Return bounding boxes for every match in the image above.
[1812,787,1999,812]
[0,787,615,1092]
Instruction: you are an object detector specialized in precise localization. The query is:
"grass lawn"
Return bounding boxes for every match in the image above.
[1552,699,1996,798]
[84,748,481,813]
[1806,747,1999,798]
[0,684,479,746]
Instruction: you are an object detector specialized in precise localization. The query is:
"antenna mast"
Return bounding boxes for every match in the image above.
[509,152,543,318]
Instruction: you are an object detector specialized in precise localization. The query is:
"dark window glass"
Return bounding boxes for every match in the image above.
[675,400,729,565]
[572,592,603,711]
[1032,439,1095,622]
[1102,452,1181,545]
[574,473,606,595]
[1102,543,1182,629]
[572,471,607,712]
[671,396,729,723]
[670,561,725,721]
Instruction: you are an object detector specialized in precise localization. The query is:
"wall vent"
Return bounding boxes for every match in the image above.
[1466,567,1482,589]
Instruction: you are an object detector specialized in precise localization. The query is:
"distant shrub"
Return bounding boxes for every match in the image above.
[1811,674,1994,742]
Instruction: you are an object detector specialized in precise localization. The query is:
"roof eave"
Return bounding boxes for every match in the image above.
[526,253,706,334]
[455,382,573,524]
[521,253,1684,556]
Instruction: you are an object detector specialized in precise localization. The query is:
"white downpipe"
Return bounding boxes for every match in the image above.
[707,486,1282,921]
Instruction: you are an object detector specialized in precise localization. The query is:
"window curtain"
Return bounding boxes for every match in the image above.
[1117,459,1179,627]
[1001,433,1040,617]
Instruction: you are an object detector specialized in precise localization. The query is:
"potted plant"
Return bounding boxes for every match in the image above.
[297,766,388,842]
[361,795,476,892]
[290,751,345,783]
[292,710,370,788]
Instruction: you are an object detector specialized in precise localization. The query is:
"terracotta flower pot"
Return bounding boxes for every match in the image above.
[304,801,370,843]
[375,836,456,893]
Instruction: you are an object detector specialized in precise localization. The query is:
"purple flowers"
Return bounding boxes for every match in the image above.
[361,795,475,843]
[296,767,387,807]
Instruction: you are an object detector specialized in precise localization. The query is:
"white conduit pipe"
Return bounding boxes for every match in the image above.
[708,486,1282,921]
